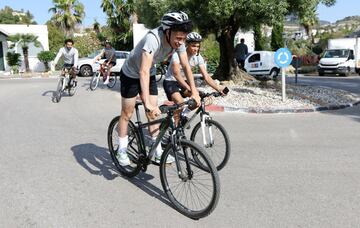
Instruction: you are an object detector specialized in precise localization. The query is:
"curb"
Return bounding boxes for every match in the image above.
[205,100,360,113]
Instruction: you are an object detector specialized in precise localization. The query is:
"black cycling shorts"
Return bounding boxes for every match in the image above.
[104,59,116,66]
[120,70,158,98]
[163,80,187,101]
[63,63,74,70]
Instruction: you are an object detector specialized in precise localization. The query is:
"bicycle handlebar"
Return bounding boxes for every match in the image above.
[159,99,197,114]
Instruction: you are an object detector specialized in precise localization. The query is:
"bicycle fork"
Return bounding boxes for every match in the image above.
[171,130,193,181]
[201,115,214,147]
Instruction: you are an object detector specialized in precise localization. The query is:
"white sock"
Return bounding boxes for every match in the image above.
[118,136,128,153]
[153,136,163,157]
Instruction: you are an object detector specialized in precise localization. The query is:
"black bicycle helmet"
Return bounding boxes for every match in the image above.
[186,32,202,43]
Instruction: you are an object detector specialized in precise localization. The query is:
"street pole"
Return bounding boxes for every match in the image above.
[282,67,286,101]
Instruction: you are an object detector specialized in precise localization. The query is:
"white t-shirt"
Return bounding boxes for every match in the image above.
[165,52,205,81]
[122,27,186,79]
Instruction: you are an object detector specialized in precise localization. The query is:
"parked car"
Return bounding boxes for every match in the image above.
[244,51,280,80]
[77,50,130,77]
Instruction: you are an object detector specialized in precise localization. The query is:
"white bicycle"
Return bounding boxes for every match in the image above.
[53,67,77,103]
[89,62,117,91]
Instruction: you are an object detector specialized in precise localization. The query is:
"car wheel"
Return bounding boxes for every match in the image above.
[270,68,279,80]
[80,65,93,77]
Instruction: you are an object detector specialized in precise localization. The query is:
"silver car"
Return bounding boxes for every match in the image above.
[77,50,130,77]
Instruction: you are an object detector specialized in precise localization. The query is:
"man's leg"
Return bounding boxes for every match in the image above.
[117,96,136,165]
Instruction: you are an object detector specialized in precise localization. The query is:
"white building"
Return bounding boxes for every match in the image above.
[0,24,49,73]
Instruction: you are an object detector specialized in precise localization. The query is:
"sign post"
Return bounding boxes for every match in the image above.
[274,48,292,101]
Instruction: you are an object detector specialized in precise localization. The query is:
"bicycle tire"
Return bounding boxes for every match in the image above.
[54,77,63,102]
[190,119,231,171]
[160,139,220,219]
[107,116,142,177]
[68,77,77,96]
[107,75,117,88]
[90,72,100,91]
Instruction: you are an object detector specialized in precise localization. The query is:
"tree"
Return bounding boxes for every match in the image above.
[271,22,284,50]
[101,0,135,50]
[254,24,266,51]
[49,0,85,37]
[47,22,66,53]
[8,34,41,72]
[134,0,336,81]
[0,6,37,24]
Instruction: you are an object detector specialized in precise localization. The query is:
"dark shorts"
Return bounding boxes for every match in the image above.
[104,60,116,66]
[120,70,158,98]
[63,63,74,70]
[163,80,187,101]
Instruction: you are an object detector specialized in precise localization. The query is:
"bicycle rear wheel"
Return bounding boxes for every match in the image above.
[90,72,100,91]
[107,75,117,88]
[160,139,220,219]
[107,116,142,177]
[190,119,231,171]
[68,77,77,96]
[54,77,63,103]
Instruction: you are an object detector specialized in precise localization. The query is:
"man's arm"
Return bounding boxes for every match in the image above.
[73,49,79,68]
[94,50,104,62]
[178,51,200,104]
[172,61,191,92]
[53,48,63,66]
[198,64,223,93]
[139,51,154,110]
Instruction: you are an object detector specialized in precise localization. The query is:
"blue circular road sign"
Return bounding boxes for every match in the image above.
[274,48,292,68]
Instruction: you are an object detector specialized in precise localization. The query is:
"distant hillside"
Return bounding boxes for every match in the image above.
[335,16,360,24]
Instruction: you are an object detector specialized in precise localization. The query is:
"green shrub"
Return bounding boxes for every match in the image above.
[6,52,21,74]
[37,51,56,72]
[201,34,220,74]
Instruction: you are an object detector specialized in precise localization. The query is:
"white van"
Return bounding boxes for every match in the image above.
[244,51,280,80]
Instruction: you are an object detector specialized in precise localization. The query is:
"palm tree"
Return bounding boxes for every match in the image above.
[48,0,85,37]
[8,34,41,72]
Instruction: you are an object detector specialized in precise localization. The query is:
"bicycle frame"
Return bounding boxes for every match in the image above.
[132,102,192,179]
[181,98,215,147]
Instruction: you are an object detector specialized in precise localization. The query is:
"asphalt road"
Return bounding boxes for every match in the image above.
[0,77,360,227]
[287,75,360,95]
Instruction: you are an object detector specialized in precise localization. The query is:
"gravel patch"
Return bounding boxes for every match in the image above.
[157,82,360,111]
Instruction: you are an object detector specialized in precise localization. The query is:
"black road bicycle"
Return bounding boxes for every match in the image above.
[107,100,220,219]
[53,67,77,103]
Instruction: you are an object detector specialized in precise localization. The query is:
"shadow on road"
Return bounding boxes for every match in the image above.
[71,143,172,207]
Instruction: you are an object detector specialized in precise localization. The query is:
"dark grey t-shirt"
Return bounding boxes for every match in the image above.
[122,27,186,79]
[103,47,116,62]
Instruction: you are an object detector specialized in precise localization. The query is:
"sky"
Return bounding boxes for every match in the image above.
[0,0,360,26]
[0,0,107,26]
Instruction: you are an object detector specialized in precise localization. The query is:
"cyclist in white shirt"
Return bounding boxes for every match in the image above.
[52,39,79,84]
[164,32,226,105]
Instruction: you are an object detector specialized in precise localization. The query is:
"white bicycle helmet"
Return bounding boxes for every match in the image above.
[161,11,192,32]
[186,32,202,43]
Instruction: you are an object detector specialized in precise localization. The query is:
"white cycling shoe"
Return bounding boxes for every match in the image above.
[116,151,131,166]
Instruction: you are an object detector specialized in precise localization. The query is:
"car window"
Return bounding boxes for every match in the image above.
[248,53,260,63]
[116,52,129,59]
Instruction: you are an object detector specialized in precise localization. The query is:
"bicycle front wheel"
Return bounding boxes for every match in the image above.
[68,77,77,96]
[107,116,142,177]
[160,139,220,219]
[190,119,231,171]
[107,75,117,88]
[54,77,63,102]
[90,72,100,91]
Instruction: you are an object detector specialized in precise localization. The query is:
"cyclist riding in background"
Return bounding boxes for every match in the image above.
[163,31,226,106]
[93,40,116,85]
[116,11,200,166]
[52,38,79,84]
